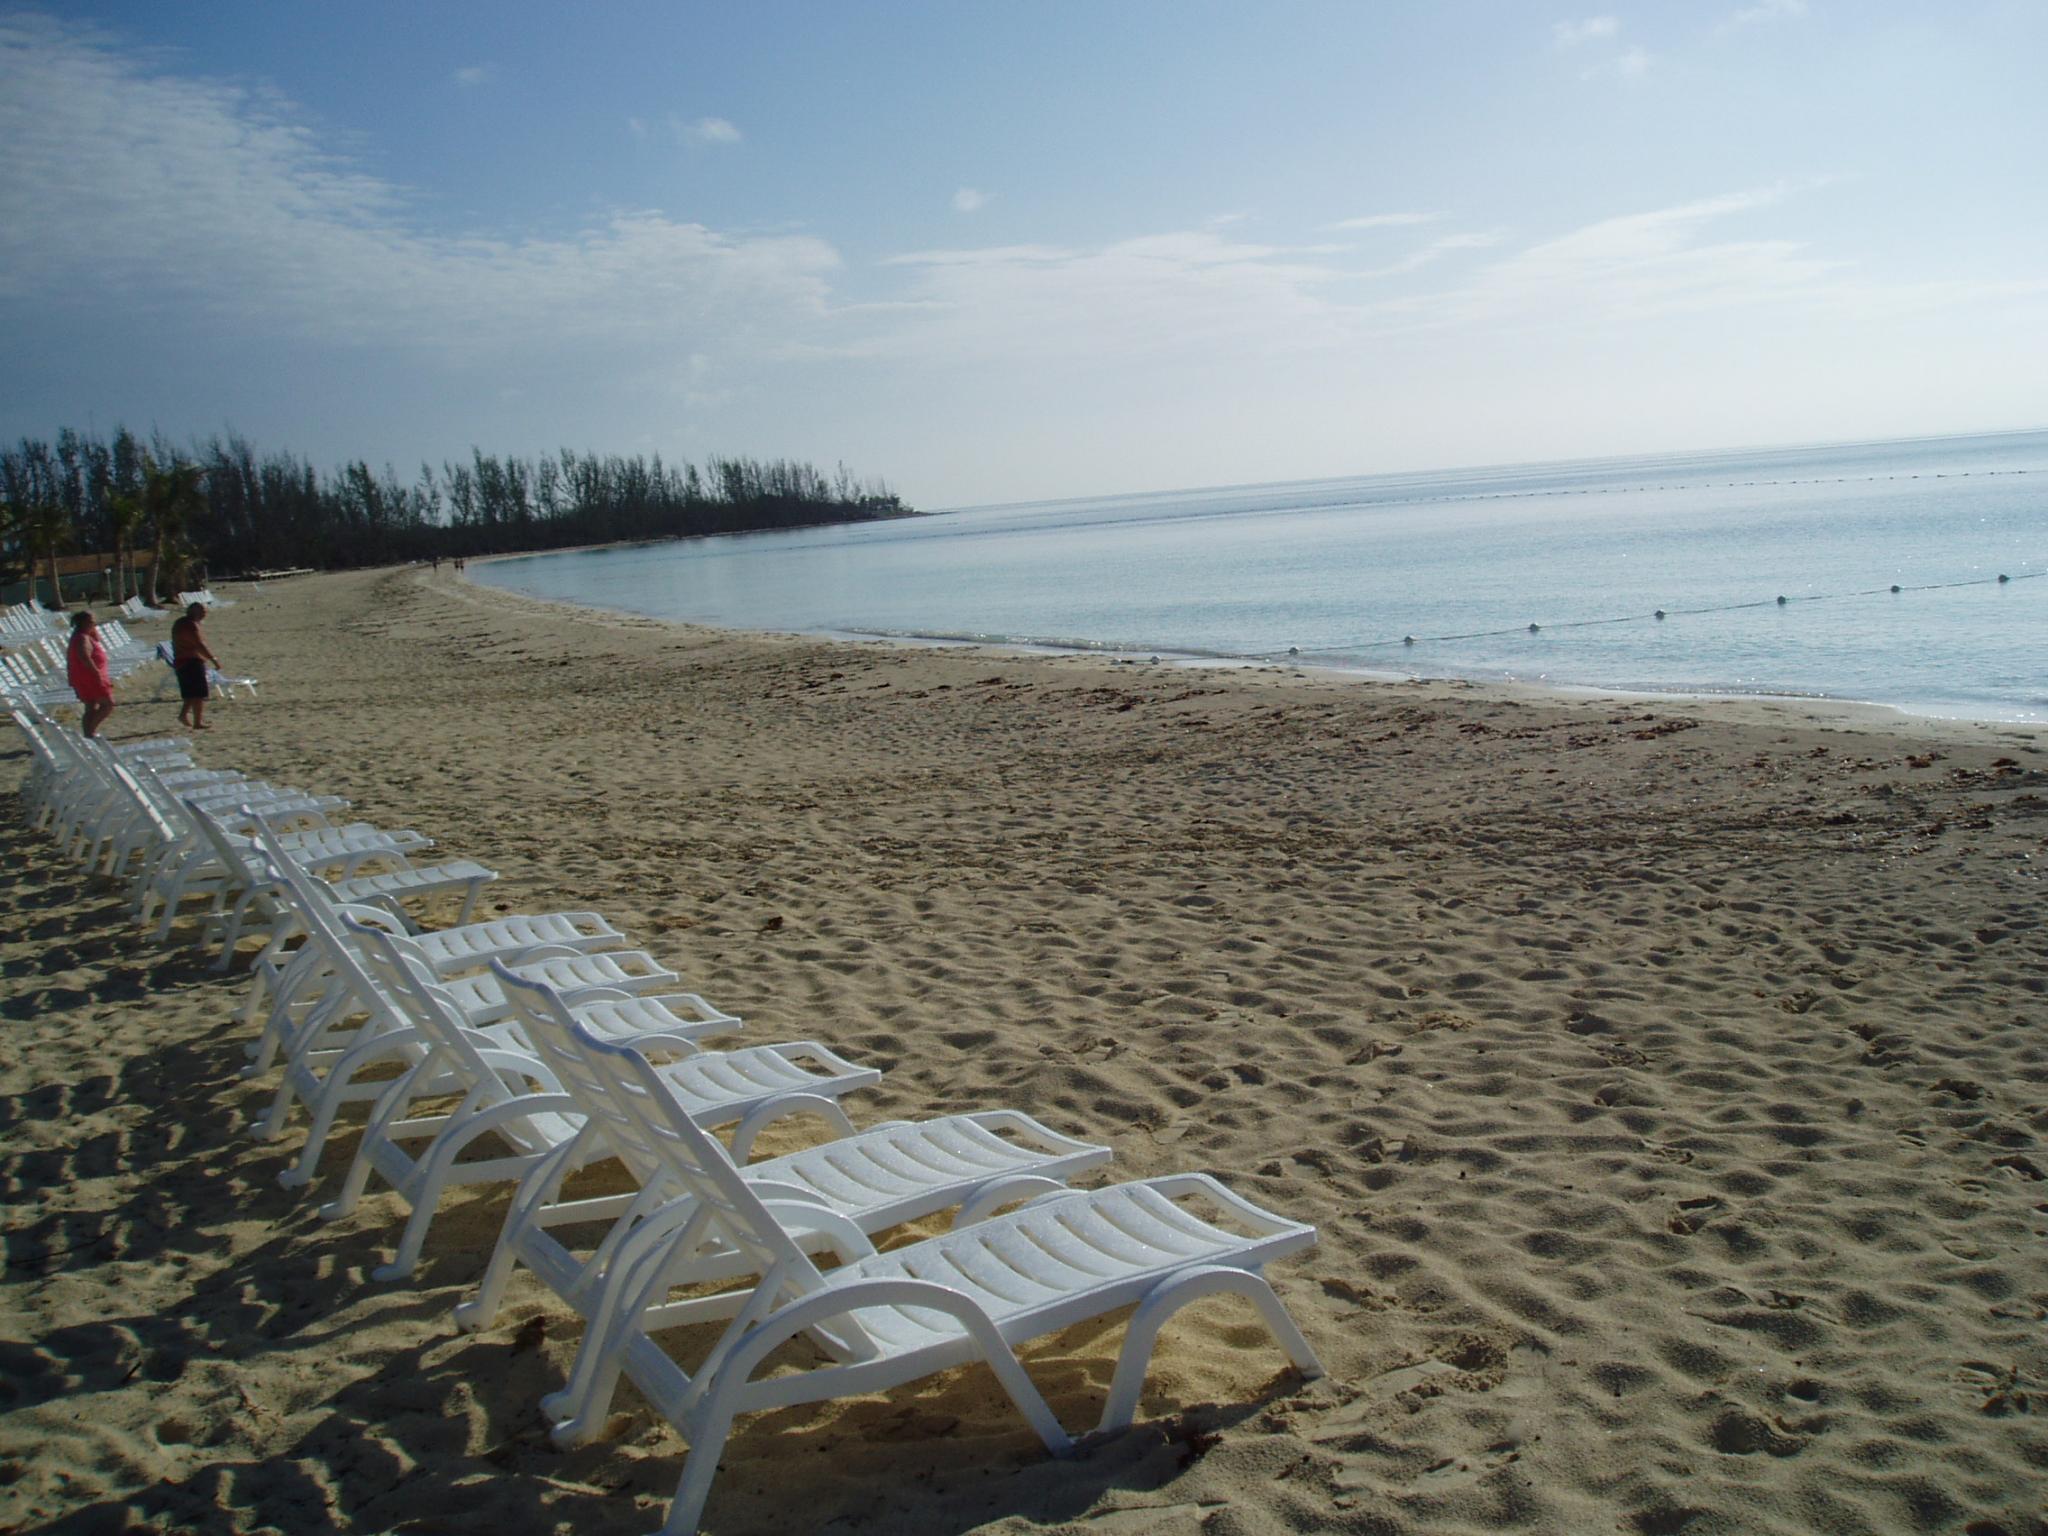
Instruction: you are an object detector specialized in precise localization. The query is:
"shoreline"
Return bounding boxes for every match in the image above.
[6,564,2046,1535]
[453,557,2047,747]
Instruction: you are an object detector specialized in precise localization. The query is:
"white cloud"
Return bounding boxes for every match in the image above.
[1552,16,1620,47]
[682,115,741,146]
[1608,44,1652,78]
[1355,230,1504,278]
[1725,0,1807,27]
[1327,211,1440,231]
[878,230,1351,361]
[1440,187,1844,326]
[952,187,990,213]
[0,17,829,370]
[1552,15,1648,79]
[870,186,1958,369]
[452,63,492,88]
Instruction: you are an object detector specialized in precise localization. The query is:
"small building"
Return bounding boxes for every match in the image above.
[2,550,160,608]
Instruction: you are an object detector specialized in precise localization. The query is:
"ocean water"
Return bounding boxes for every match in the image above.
[472,430,2048,723]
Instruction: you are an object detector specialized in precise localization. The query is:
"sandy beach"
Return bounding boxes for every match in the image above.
[4,564,2045,1536]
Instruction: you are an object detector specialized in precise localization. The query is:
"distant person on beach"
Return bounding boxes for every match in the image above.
[67,610,116,737]
[171,601,219,730]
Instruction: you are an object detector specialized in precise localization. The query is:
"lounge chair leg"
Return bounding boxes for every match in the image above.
[659,1407,737,1536]
[547,1203,712,1436]
[278,1101,340,1186]
[321,1070,416,1222]
[250,1072,302,1142]
[1097,1266,1324,1435]
[372,1197,441,1283]
[984,1347,1074,1457]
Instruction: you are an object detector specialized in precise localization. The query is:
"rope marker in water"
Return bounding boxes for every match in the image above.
[1250,565,2043,663]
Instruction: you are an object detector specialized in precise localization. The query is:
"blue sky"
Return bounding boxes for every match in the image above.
[2,2,2043,508]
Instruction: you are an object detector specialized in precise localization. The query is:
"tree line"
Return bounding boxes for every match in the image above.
[0,426,910,605]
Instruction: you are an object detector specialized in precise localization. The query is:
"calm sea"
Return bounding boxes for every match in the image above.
[472,430,2048,723]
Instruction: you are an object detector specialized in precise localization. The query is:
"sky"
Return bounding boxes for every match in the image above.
[1,2,2044,509]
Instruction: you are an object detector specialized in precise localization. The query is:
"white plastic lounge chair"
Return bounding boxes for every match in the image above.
[95,752,419,933]
[236,896,701,1079]
[313,914,909,1281]
[1,652,75,710]
[252,927,709,1194]
[232,811,700,1080]
[457,967,1114,1360]
[182,799,497,965]
[237,831,745,1188]
[79,744,380,892]
[480,965,1324,1536]
[6,709,194,842]
[149,637,259,701]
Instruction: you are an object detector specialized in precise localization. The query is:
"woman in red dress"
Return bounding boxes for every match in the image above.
[66,610,116,737]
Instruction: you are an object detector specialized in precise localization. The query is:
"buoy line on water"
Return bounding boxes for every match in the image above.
[1253,566,2045,662]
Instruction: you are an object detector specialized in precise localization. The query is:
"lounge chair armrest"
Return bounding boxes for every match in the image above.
[472,1049,571,1095]
[555,984,633,1004]
[727,1277,1010,1385]
[459,1091,581,1133]
[333,902,408,936]
[960,1109,1114,1163]
[1125,1172,1317,1238]
[611,1029,709,1058]
[506,943,583,965]
[297,1024,427,1083]
[728,1092,860,1162]
[755,1199,874,1256]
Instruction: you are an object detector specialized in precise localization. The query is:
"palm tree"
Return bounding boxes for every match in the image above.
[141,458,206,606]
[106,492,144,603]
[6,499,74,607]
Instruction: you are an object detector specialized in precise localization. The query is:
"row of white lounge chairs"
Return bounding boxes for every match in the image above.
[0,599,257,706]
[6,592,212,631]
[7,702,1323,1534]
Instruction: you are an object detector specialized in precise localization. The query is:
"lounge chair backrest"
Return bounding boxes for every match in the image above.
[337,911,521,1099]
[88,742,187,852]
[240,811,509,1099]
[243,818,489,1072]
[489,965,873,1353]
[10,707,72,792]
[182,798,288,920]
[187,796,289,884]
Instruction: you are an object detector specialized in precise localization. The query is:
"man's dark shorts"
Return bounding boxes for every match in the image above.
[176,658,209,701]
